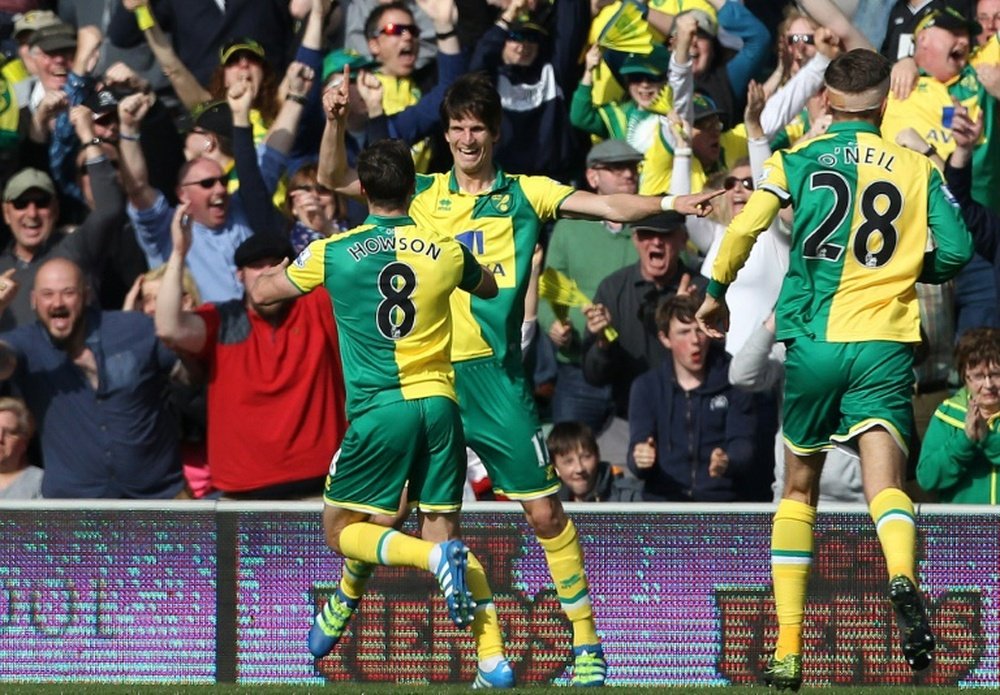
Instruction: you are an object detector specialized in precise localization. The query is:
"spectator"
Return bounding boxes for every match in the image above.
[0,396,42,499]
[471,0,589,180]
[916,327,1000,503]
[285,163,350,253]
[344,0,439,72]
[972,0,1000,70]
[548,421,641,502]
[0,257,184,498]
[880,0,973,62]
[540,139,641,432]
[581,210,701,465]
[8,10,61,108]
[107,0,295,88]
[627,293,756,501]
[0,112,126,331]
[155,209,348,499]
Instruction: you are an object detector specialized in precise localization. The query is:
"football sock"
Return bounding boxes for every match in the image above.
[771,498,816,659]
[538,519,599,648]
[869,487,916,582]
[339,557,374,601]
[338,523,432,571]
[466,552,506,662]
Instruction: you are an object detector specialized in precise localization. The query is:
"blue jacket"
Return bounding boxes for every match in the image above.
[627,342,756,501]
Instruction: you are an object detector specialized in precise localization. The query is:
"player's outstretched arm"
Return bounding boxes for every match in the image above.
[251,262,305,307]
[920,166,974,284]
[558,188,723,222]
[317,68,363,199]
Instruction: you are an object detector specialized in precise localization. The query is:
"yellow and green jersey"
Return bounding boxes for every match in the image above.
[410,169,574,369]
[708,121,973,343]
[882,64,1000,212]
[286,213,483,419]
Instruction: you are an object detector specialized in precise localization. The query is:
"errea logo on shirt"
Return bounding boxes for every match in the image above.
[438,198,452,211]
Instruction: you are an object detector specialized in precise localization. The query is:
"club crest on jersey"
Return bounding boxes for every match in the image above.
[293,247,311,268]
[490,193,512,214]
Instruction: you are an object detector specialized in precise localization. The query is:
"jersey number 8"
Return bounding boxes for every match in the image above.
[377,261,417,340]
[803,171,903,269]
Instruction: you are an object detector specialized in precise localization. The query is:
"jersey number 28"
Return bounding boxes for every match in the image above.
[803,172,902,269]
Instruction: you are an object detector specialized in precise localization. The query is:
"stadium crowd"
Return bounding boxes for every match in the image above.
[0,0,998,507]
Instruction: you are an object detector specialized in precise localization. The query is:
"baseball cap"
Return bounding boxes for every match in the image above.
[916,7,982,38]
[190,100,233,140]
[693,92,722,122]
[620,43,671,79]
[4,168,56,201]
[629,211,686,234]
[507,19,549,42]
[676,9,717,38]
[322,48,378,84]
[219,38,265,65]
[586,139,643,167]
[83,89,119,117]
[30,22,77,53]
[234,233,295,268]
[13,10,60,41]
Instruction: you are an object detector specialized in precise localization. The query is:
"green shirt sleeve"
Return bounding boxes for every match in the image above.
[457,243,484,292]
[569,83,610,138]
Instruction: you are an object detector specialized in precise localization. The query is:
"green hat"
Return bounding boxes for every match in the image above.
[620,44,670,79]
[322,49,378,84]
[219,38,265,65]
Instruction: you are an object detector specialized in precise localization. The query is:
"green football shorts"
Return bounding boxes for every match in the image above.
[783,337,914,456]
[324,396,466,515]
[454,357,560,500]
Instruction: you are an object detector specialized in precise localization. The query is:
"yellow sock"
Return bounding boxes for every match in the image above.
[338,523,433,571]
[771,499,816,659]
[869,487,916,582]
[339,557,374,601]
[466,552,506,662]
[538,519,599,648]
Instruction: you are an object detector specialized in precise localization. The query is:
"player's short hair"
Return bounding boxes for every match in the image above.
[824,49,892,94]
[546,421,599,460]
[364,1,413,40]
[357,139,415,209]
[441,72,502,137]
[955,327,1000,378]
[654,293,701,335]
[0,397,35,439]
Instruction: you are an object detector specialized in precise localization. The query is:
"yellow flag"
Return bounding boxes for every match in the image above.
[597,0,653,55]
[539,268,619,342]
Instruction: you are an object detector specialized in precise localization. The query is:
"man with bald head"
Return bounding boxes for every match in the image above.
[0,257,183,498]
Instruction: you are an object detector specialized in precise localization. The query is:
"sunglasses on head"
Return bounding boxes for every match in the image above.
[724,175,754,191]
[10,193,53,209]
[375,23,418,38]
[181,175,227,189]
[786,33,815,45]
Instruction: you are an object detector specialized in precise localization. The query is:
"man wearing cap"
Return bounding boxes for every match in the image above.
[697,49,973,689]
[0,256,183,498]
[0,113,126,331]
[25,21,76,115]
[880,0,974,61]
[154,205,347,498]
[581,210,701,466]
[540,139,642,432]
[882,8,1000,336]
[8,10,61,108]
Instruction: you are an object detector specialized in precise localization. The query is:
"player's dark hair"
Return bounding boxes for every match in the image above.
[654,293,701,335]
[441,72,502,137]
[365,1,414,39]
[546,421,599,460]
[955,327,1000,380]
[824,49,892,94]
[357,139,415,209]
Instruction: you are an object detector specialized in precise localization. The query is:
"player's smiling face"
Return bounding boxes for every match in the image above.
[445,116,497,177]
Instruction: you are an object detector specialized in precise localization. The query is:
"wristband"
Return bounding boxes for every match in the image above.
[922,144,937,158]
[120,132,141,142]
[134,5,155,32]
[673,147,692,156]
[659,195,676,212]
[287,94,308,105]
[435,28,457,40]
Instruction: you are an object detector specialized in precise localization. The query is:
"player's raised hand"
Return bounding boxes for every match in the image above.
[322,66,350,122]
[171,202,194,258]
[695,293,729,339]
[674,188,724,217]
[633,437,656,469]
[708,447,729,478]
